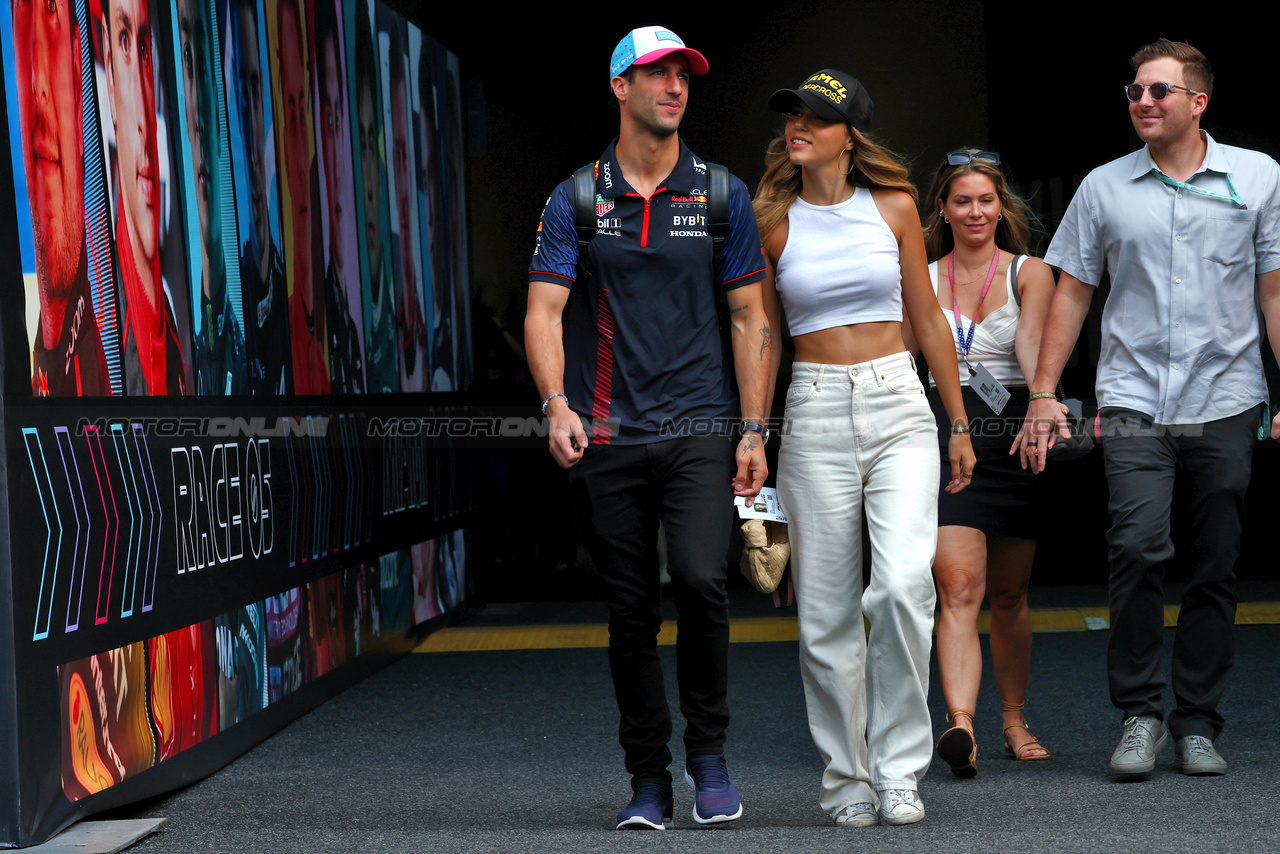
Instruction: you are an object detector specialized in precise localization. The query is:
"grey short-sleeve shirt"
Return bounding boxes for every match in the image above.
[1045,132,1280,424]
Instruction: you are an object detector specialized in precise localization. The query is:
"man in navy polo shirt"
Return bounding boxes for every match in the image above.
[525,25,771,830]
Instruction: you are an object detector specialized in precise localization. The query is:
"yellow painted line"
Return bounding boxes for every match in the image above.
[415,603,1280,653]
[1237,601,1280,624]
[729,616,799,644]
[1022,606,1112,633]
[415,623,611,652]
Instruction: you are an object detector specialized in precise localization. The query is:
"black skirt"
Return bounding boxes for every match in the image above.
[929,384,1044,539]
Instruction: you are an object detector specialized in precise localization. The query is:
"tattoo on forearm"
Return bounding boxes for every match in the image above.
[759,323,771,361]
[730,304,748,313]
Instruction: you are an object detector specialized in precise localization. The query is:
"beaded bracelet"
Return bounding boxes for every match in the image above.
[541,392,567,415]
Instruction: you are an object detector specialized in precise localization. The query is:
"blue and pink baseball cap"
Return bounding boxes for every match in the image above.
[609,26,709,80]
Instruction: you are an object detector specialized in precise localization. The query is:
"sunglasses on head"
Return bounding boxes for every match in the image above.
[1123,82,1200,102]
[946,150,1000,167]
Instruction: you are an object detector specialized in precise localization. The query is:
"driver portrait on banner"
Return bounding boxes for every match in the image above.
[4,0,119,396]
[94,0,198,395]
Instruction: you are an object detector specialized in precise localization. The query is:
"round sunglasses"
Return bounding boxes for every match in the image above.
[1123,82,1200,102]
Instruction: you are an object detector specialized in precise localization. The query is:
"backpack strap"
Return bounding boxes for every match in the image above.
[706,162,730,275]
[572,162,598,261]
[1010,253,1023,308]
[702,163,737,380]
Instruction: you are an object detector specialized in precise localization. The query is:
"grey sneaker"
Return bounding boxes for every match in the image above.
[877,789,925,826]
[1175,735,1227,776]
[1109,714,1168,775]
[833,802,878,827]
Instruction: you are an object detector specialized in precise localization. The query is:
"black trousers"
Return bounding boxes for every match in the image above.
[569,435,734,789]
[1100,406,1259,740]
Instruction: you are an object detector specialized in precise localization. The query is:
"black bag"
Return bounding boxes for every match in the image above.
[1047,395,1095,461]
[1011,256,1095,462]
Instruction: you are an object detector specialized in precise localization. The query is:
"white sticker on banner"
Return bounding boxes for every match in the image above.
[735,486,788,523]
[969,362,1010,415]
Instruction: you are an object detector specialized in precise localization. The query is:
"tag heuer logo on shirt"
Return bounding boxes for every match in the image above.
[596,195,615,217]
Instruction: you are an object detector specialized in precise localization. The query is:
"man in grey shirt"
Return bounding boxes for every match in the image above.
[1026,38,1280,778]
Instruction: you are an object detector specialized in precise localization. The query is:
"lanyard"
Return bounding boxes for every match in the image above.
[948,247,1000,373]
[1151,170,1247,209]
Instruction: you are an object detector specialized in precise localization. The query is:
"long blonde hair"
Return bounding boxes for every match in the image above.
[753,125,917,240]
[922,152,1037,261]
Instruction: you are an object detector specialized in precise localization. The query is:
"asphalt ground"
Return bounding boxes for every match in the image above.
[102,582,1280,853]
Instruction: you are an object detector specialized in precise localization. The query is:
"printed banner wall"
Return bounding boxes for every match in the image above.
[2,0,472,400]
[0,0,473,846]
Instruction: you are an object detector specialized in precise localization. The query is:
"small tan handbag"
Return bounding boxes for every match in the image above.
[739,519,790,594]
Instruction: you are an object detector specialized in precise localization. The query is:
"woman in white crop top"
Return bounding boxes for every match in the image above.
[921,150,1059,778]
[754,70,974,828]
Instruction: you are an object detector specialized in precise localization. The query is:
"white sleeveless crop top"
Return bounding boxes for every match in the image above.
[774,187,902,336]
[928,255,1026,387]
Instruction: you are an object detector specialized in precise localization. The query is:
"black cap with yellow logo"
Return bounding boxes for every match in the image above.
[768,68,874,133]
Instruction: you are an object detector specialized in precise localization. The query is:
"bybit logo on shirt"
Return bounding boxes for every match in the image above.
[802,73,847,104]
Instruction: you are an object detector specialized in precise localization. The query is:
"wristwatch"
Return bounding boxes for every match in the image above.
[741,420,771,443]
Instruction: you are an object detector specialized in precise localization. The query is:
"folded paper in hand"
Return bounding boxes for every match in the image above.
[735,487,788,523]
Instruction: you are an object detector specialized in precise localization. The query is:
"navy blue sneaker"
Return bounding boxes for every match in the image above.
[684,754,743,825]
[615,782,673,830]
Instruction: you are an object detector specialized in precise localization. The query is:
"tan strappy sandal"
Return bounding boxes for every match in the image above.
[1002,700,1051,761]
[937,708,978,778]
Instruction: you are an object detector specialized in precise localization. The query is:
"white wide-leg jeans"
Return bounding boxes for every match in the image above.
[777,353,938,815]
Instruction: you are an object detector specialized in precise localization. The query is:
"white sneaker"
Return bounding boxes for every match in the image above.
[1109,714,1167,776]
[877,789,925,826]
[833,802,878,827]
[1175,735,1227,776]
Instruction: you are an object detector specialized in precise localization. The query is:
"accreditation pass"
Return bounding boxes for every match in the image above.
[969,362,1010,415]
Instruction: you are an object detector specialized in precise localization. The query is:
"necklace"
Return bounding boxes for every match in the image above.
[947,250,1000,287]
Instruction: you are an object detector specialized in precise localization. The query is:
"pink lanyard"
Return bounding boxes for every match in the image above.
[948,248,1000,374]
